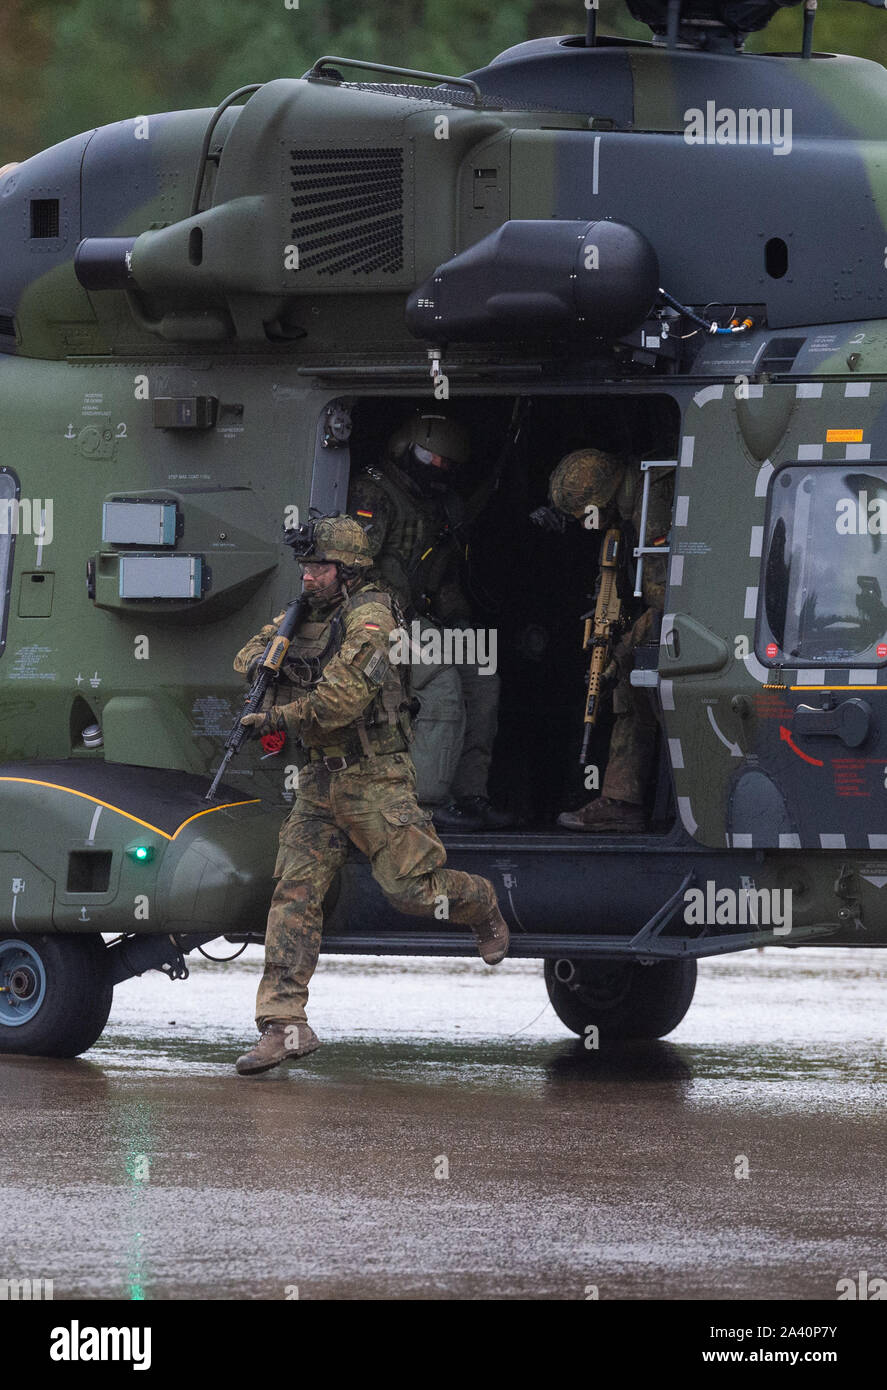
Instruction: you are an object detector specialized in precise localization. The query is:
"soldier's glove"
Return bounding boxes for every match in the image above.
[602,658,619,686]
[604,609,656,687]
[529,505,567,533]
[629,608,656,646]
[240,707,287,737]
[605,630,637,685]
[245,614,289,681]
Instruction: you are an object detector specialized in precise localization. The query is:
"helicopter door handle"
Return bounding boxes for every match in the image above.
[793,698,872,748]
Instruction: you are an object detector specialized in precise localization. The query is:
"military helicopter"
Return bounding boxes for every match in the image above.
[2,0,886,1058]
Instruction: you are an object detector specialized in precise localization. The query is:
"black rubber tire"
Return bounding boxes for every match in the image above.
[544,957,697,1041]
[0,934,113,1058]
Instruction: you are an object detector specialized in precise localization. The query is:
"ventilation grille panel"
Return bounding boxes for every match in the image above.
[341,81,479,107]
[289,147,404,277]
[30,199,59,238]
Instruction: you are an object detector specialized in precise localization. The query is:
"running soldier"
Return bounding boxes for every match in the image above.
[233,514,510,1075]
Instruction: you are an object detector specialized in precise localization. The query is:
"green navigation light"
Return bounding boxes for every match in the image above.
[126,844,155,863]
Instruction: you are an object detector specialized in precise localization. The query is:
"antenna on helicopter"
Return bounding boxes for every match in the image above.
[666,0,682,46]
[801,0,816,57]
[585,0,598,46]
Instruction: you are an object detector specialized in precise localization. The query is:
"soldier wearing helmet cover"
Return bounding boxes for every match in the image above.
[232,513,510,1076]
[533,449,674,832]
[349,411,513,831]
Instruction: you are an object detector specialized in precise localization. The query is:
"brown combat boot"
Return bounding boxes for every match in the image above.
[471,904,510,965]
[235,1021,321,1076]
[557,797,646,833]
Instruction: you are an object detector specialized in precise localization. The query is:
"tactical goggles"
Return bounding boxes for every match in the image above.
[410,445,453,471]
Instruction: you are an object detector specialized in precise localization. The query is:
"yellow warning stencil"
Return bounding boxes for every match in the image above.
[826,428,864,443]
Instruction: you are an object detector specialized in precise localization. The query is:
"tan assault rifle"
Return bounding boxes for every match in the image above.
[579,527,626,765]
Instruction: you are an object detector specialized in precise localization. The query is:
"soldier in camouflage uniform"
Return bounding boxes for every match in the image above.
[348,412,513,831]
[233,514,510,1076]
[533,449,674,832]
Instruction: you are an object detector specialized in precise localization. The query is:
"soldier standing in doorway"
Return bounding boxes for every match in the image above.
[349,412,514,830]
[532,449,674,832]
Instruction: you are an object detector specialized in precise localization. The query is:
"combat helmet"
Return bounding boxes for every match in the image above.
[549,448,625,519]
[284,513,372,568]
[387,412,471,491]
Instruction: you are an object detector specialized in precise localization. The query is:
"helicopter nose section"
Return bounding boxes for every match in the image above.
[0,762,282,937]
[156,800,282,935]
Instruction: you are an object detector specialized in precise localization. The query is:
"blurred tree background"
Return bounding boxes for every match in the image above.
[2,0,886,158]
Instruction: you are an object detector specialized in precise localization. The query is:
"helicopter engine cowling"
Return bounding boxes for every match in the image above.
[405,218,659,344]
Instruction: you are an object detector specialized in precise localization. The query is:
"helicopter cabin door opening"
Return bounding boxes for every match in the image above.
[327,393,682,834]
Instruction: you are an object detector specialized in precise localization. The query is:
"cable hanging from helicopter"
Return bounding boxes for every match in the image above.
[658,288,753,335]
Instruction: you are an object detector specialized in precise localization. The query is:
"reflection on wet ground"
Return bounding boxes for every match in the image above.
[0,948,884,1299]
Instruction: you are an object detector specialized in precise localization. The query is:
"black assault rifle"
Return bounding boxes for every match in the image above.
[205,592,309,802]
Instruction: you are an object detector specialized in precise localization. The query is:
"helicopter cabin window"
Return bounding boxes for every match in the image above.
[0,470,18,657]
[759,465,887,666]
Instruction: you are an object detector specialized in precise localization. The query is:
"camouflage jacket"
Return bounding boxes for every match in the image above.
[233,583,406,749]
[348,462,471,623]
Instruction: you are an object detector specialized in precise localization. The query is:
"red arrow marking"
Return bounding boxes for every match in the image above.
[779,725,824,767]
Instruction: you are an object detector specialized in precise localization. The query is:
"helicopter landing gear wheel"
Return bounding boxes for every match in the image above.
[0,935,113,1058]
[544,956,697,1040]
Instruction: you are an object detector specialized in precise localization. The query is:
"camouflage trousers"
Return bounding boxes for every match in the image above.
[602,679,660,805]
[452,662,500,801]
[256,751,497,1027]
[410,619,500,802]
[601,602,663,806]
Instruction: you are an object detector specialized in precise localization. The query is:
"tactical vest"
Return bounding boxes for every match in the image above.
[364,465,462,619]
[281,585,413,762]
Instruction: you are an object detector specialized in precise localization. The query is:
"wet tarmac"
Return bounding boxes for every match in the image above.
[1,946,885,1300]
